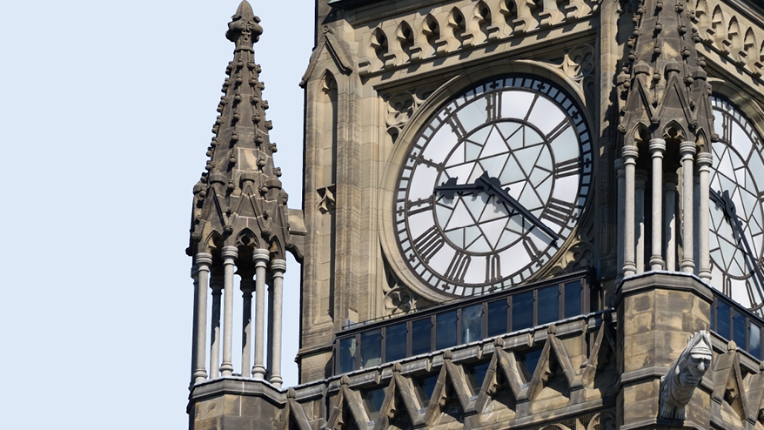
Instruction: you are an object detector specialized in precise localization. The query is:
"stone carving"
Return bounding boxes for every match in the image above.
[382,257,434,315]
[384,85,437,143]
[659,331,713,420]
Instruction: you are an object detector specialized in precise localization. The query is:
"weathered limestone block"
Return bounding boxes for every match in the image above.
[659,331,713,420]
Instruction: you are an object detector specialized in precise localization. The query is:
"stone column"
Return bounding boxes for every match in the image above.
[636,172,647,274]
[616,159,625,284]
[209,275,223,379]
[680,142,697,274]
[269,259,286,388]
[193,253,212,384]
[220,246,238,377]
[622,146,639,277]
[697,152,713,281]
[664,174,678,272]
[252,249,269,380]
[649,138,666,270]
[240,275,254,378]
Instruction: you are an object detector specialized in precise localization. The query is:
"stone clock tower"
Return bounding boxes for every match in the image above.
[187,0,764,429]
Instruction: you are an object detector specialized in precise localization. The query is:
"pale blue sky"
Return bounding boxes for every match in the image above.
[0,1,313,428]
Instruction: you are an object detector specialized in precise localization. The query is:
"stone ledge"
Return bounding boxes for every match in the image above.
[189,378,285,406]
[621,417,707,430]
[616,366,714,393]
[614,271,714,306]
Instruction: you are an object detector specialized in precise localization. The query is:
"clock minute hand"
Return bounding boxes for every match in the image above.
[475,172,560,242]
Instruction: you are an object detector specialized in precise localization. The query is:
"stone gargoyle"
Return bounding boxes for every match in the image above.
[659,330,713,420]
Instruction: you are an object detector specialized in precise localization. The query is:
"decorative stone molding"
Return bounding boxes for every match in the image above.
[381,258,434,315]
[384,85,437,143]
[659,331,713,420]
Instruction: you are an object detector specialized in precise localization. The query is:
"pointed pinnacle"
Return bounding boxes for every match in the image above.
[226,0,262,49]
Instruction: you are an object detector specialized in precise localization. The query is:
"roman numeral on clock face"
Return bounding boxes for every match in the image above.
[445,252,471,282]
[486,254,501,283]
[413,226,445,264]
[542,198,578,227]
[554,158,580,179]
[485,92,500,122]
[445,113,467,138]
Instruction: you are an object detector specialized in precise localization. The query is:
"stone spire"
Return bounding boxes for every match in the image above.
[617,0,716,145]
[189,0,292,259]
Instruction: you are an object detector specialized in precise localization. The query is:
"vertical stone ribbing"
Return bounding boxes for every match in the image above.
[193,253,213,384]
[209,276,224,378]
[623,146,639,277]
[697,152,713,281]
[269,259,286,388]
[680,142,696,274]
[221,246,238,377]
[616,159,625,283]
[252,248,269,380]
[649,139,665,270]
[241,276,254,378]
[636,172,647,274]
[664,175,678,272]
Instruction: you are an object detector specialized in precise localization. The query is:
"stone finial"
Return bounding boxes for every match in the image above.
[659,331,713,420]
[226,1,262,49]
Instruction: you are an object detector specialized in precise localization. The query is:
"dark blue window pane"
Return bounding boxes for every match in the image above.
[512,291,534,331]
[487,300,508,337]
[411,319,432,356]
[564,281,582,318]
[717,302,730,340]
[462,304,483,344]
[733,312,747,349]
[363,388,386,423]
[538,286,560,324]
[710,301,716,331]
[466,361,490,393]
[751,324,761,359]
[385,322,407,362]
[360,329,382,368]
[339,337,357,373]
[520,349,543,381]
[436,310,458,350]
[415,375,439,408]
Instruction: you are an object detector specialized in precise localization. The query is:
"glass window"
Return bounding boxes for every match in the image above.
[487,300,508,337]
[385,322,407,362]
[436,310,458,350]
[339,336,357,373]
[518,348,542,382]
[512,291,534,330]
[363,388,387,423]
[360,329,382,368]
[461,304,483,344]
[717,301,731,340]
[415,375,439,409]
[751,324,762,359]
[537,286,560,324]
[411,319,432,356]
[465,361,490,394]
[564,281,582,318]
[710,300,716,332]
[733,311,747,349]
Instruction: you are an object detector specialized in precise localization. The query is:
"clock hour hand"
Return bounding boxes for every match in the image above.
[474,172,560,242]
[434,177,483,199]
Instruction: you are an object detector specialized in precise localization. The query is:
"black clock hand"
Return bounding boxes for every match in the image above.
[711,188,764,309]
[434,177,483,199]
[474,172,560,242]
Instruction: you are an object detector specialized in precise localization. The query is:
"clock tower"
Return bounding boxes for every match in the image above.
[187,0,764,429]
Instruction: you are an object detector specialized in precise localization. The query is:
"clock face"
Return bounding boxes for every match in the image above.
[394,76,592,297]
[709,96,764,312]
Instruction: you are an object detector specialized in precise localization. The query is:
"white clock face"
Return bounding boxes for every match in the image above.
[394,76,592,297]
[709,96,764,312]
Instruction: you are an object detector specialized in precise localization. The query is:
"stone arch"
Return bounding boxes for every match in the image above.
[743,27,757,70]
[269,236,285,260]
[694,0,711,39]
[236,228,260,249]
[396,20,415,62]
[500,0,518,27]
[662,120,687,143]
[369,27,389,68]
[695,128,710,154]
[473,0,493,43]
[710,6,728,50]
[727,17,743,62]
[448,7,467,46]
[420,13,441,57]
